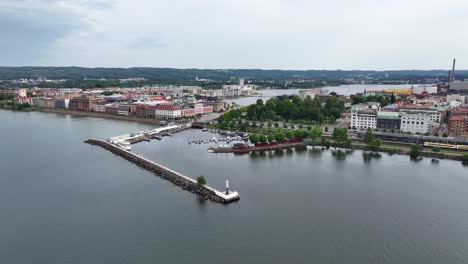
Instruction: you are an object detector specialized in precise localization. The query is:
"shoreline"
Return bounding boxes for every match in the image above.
[308,141,465,162]
[1,107,162,125]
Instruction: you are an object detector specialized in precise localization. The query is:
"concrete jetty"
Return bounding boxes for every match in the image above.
[109,124,185,146]
[85,139,240,204]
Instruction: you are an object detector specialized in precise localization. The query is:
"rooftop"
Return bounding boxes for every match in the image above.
[377,111,401,119]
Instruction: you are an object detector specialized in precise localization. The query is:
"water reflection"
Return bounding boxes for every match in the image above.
[294,146,308,155]
[410,156,424,163]
[331,149,353,160]
[362,152,382,162]
[274,149,285,157]
[308,148,323,158]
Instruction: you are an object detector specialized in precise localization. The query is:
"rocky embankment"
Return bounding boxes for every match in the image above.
[85,139,224,203]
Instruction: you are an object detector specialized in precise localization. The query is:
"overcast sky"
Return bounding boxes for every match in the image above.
[1,0,467,70]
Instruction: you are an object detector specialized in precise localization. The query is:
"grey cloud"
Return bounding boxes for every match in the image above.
[0,1,88,66]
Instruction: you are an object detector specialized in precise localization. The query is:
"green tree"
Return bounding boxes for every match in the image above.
[284,130,293,140]
[363,129,374,145]
[249,134,260,144]
[409,145,423,159]
[268,134,275,143]
[432,147,441,153]
[332,128,348,144]
[462,154,468,165]
[309,126,323,143]
[294,129,306,139]
[274,131,285,142]
[259,134,268,144]
[197,176,206,185]
[370,139,381,151]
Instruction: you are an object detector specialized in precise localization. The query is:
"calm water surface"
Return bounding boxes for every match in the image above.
[1,110,467,264]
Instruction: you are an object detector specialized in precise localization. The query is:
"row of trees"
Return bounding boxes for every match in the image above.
[351,94,396,107]
[248,127,323,144]
[0,92,15,101]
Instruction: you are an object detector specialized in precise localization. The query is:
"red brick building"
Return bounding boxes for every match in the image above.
[448,115,468,137]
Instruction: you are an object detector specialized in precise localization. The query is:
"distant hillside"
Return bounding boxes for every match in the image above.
[1,67,467,81]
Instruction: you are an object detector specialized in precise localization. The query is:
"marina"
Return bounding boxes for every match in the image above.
[107,123,188,150]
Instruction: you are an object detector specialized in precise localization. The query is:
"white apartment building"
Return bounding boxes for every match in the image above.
[400,112,431,134]
[400,108,442,123]
[350,103,380,129]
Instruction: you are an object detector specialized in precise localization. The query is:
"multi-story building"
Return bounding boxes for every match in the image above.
[154,105,182,119]
[69,96,102,111]
[182,108,195,117]
[400,112,431,134]
[18,89,27,97]
[452,106,468,117]
[92,104,106,112]
[38,98,56,109]
[446,94,466,103]
[450,81,468,93]
[350,103,380,129]
[32,97,41,107]
[17,97,33,105]
[400,107,442,123]
[206,101,225,112]
[448,115,468,137]
[376,112,401,131]
[55,98,70,109]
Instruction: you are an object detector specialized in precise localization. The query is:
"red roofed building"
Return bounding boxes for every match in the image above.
[448,115,468,137]
[154,104,182,119]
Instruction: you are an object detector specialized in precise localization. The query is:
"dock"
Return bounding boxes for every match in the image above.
[109,124,190,147]
[85,139,240,204]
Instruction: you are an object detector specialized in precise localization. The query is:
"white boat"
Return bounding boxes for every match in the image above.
[118,140,132,151]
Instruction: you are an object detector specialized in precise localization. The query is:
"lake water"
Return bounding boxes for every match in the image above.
[226,84,411,106]
[1,110,467,264]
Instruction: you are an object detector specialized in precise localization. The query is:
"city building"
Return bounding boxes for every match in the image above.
[92,104,106,112]
[38,97,56,109]
[350,103,381,129]
[400,106,443,123]
[298,89,321,100]
[400,112,431,134]
[376,112,401,131]
[18,89,27,97]
[446,94,466,103]
[69,96,103,111]
[412,85,438,95]
[32,97,40,107]
[17,96,33,105]
[154,104,182,119]
[450,81,468,93]
[448,115,468,137]
[452,106,468,117]
[55,98,70,109]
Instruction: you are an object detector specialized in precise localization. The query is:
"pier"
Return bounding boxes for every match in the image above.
[85,139,240,204]
[108,124,191,149]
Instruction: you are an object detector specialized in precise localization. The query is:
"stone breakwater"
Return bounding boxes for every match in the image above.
[85,139,227,203]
